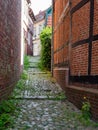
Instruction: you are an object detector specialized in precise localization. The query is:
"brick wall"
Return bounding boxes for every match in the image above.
[0,0,21,100]
[70,0,98,86]
[53,0,70,88]
[66,86,98,120]
[53,68,69,90]
[53,0,98,120]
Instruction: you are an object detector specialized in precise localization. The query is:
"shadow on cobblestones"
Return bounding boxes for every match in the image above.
[9,56,98,130]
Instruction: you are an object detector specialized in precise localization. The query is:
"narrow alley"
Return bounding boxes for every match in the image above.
[0,0,98,129]
[8,57,97,130]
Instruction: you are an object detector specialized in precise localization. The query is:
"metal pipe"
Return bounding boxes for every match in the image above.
[51,0,54,76]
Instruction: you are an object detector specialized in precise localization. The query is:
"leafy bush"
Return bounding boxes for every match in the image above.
[0,100,17,129]
[40,27,52,70]
[24,55,30,70]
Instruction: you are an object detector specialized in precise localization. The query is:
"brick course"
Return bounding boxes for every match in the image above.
[0,0,21,100]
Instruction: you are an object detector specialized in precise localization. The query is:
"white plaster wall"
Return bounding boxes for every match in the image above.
[33,39,41,56]
[33,19,45,56]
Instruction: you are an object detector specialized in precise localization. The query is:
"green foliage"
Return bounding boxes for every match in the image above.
[15,79,25,90]
[11,71,28,98]
[82,101,91,120]
[0,113,13,129]
[0,100,16,114]
[54,92,66,100]
[0,100,17,129]
[24,55,30,70]
[40,27,52,70]
[81,97,91,120]
[21,70,28,80]
[15,71,28,92]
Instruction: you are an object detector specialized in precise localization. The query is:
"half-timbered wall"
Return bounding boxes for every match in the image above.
[53,0,98,120]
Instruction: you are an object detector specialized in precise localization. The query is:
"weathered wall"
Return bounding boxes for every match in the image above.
[53,0,98,120]
[0,0,21,99]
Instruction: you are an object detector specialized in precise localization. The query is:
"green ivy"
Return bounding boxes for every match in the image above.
[39,27,52,70]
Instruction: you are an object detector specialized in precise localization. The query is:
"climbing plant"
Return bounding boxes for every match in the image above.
[39,27,52,70]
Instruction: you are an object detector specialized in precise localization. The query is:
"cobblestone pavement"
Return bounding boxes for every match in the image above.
[9,57,98,130]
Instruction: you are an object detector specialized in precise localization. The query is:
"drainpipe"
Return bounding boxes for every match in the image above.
[68,0,72,85]
[51,0,54,76]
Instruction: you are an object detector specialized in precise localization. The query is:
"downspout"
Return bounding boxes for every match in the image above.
[68,0,72,85]
[51,0,54,76]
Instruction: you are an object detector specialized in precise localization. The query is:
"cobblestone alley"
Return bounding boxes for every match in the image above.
[9,57,98,130]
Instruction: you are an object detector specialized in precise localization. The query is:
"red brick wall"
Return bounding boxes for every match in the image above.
[70,2,90,76]
[91,41,98,75]
[91,0,98,75]
[53,69,66,90]
[93,0,98,35]
[71,3,90,44]
[53,0,98,120]
[53,0,70,88]
[70,0,98,86]
[71,44,88,76]
[0,0,21,100]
